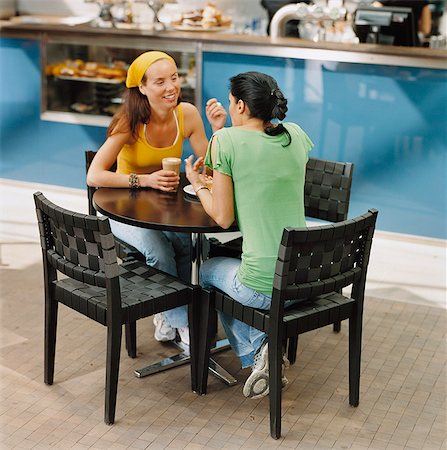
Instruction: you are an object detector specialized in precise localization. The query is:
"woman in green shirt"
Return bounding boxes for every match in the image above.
[185,71,313,399]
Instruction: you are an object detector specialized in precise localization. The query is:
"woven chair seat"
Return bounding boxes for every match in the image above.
[215,291,356,338]
[55,260,192,326]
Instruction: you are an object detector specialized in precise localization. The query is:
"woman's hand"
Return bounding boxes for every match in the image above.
[141,169,180,192]
[184,155,204,190]
[186,152,235,229]
[206,98,227,132]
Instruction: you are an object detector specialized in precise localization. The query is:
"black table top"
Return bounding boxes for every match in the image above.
[93,175,237,234]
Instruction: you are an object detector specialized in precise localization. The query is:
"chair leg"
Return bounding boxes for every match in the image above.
[196,289,215,395]
[287,337,298,365]
[348,316,361,407]
[269,333,283,439]
[105,321,122,425]
[125,322,137,358]
[334,290,343,333]
[44,294,58,385]
[188,288,200,393]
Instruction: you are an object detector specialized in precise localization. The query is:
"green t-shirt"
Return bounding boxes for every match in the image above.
[205,123,313,295]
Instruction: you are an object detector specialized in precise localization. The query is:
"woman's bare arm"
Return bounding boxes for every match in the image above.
[87,131,180,191]
[183,100,227,159]
[184,140,235,229]
[86,131,132,188]
[183,102,209,159]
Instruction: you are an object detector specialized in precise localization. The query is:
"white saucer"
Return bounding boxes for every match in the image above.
[183,184,196,196]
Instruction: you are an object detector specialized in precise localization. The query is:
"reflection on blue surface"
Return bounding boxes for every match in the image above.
[202,52,447,239]
[0,38,106,189]
[1,38,446,238]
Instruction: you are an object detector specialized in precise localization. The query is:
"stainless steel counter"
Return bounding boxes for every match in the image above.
[1,20,446,69]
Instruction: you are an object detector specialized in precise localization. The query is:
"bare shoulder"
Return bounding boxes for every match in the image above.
[98,130,135,161]
[180,101,200,117]
[180,102,203,137]
[109,129,135,146]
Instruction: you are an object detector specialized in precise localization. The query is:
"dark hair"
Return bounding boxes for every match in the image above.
[107,72,151,140]
[230,71,291,146]
[108,73,181,140]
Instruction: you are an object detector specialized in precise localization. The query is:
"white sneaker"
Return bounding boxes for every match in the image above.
[153,313,176,342]
[243,342,289,399]
[177,327,190,346]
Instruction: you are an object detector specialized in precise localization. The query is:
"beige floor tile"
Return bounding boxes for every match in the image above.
[1,180,446,448]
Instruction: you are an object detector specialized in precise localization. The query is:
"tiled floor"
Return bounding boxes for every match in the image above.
[0,179,446,449]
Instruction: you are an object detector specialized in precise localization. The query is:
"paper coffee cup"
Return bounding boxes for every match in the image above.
[162,157,181,192]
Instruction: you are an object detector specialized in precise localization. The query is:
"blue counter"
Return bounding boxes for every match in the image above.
[202,52,447,239]
[1,37,446,238]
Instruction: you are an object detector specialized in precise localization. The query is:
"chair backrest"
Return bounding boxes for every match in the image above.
[272,209,377,307]
[85,150,117,216]
[304,157,354,223]
[85,151,98,216]
[34,191,120,288]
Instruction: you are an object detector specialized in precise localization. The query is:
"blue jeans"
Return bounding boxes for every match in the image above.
[200,257,271,369]
[110,219,190,328]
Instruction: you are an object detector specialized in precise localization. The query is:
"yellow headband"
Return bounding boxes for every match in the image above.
[126,51,175,88]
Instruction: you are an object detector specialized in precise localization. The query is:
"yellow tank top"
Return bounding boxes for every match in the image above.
[116,104,185,174]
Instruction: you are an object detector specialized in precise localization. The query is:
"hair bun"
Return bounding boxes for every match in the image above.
[271,90,288,121]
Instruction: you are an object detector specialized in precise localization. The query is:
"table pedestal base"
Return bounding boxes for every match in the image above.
[134,338,237,386]
[134,233,237,386]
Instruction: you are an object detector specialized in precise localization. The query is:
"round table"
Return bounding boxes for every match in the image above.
[92,177,232,233]
[92,175,238,385]
[93,175,238,284]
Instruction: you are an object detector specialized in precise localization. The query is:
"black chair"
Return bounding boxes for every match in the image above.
[34,192,200,425]
[304,157,353,223]
[209,157,353,258]
[197,209,378,439]
[288,156,354,361]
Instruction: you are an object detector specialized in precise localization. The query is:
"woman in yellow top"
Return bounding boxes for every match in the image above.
[87,51,226,345]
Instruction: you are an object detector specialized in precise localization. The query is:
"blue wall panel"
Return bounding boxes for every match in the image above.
[1,38,445,238]
[202,52,447,239]
[0,38,106,189]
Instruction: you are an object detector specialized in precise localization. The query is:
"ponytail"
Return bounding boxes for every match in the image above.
[230,71,291,146]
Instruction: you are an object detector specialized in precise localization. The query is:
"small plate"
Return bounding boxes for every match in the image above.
[183,184,196,196]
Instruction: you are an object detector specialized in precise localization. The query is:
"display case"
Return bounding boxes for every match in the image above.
[42,35,201,127]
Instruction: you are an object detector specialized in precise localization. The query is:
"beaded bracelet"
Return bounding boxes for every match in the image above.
[129,173,140,189]
[195,185,209,194]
